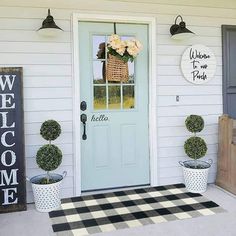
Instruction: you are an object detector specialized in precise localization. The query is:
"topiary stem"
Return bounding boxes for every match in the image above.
[47,141,51,182]
[47,171,50,184]
[194,132,197,169]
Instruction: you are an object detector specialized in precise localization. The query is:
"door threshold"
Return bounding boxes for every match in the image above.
[82,184,151,196]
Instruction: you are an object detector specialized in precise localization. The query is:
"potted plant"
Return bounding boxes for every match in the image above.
[179,115,212,193]
[27,120,66,212]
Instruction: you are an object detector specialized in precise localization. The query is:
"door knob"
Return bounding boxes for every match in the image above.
[80,114,87,140]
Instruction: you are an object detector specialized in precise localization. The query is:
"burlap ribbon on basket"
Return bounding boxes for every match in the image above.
[106,54,129,82]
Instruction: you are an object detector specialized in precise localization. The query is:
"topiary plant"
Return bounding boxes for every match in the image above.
[185,115,204,133]
[40,119,61,142]
[184,115,207,168]
[184,137,207,160]
[36,120,62,184]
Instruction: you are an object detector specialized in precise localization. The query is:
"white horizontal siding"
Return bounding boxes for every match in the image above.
[157,45,222,57]
[158,95,222,106]
[157,75,222,86]
[157,105,222,117]
[158,124,218,137]
[158,115,220,127]
[24,88,72,99]
[0,30,71,43]
[24,111,72,123]
[0,0,234,202]
[157,87,222,96]
[23,76,71,88]
[0,42,71,54]
[0,53,71,65]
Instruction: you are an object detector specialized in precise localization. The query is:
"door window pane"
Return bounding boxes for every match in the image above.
[123,86,135,109]
[93,61,106,84]
[94,86,106,110]
[108,86,121,109]
[93,35,106,60]
[92,34,136,111]
[127,61,135,84]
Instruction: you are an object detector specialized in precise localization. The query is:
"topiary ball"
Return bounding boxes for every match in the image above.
[36,144,62,171]
[184,136,207,160]
[185,115,204,133]
[40,120,61,141]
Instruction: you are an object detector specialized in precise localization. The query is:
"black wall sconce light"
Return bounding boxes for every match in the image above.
[170,15,195,40]
[37,9,63,37]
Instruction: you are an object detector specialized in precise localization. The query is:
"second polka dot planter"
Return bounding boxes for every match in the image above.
[179,160,212,193]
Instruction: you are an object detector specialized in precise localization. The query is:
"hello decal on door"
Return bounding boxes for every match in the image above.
[91,114,109,122]
[181,44,216,84]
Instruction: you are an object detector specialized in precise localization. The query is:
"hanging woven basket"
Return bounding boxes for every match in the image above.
[106,54,129,82]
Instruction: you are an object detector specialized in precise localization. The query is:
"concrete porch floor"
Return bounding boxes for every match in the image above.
[1,184,236,236]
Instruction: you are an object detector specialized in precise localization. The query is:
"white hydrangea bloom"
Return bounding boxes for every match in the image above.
[108,34,120,43]
[125,40,136,48]
[134,39,143,51]
[109,40,122,50]
[127,46,138,57]
[116,41,126,55]
[107,34,142,59]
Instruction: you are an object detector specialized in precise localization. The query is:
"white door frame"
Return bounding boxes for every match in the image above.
[72,13,158,196]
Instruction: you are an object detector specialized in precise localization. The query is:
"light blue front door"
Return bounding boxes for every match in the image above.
[78,22,150,191]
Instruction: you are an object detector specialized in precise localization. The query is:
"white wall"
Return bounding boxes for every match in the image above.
[0,0,236,202]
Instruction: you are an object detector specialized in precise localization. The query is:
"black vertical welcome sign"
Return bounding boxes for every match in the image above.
[0,67,26,213]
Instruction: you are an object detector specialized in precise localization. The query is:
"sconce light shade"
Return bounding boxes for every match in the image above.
[37,9,63,37]
[170,15,195,40]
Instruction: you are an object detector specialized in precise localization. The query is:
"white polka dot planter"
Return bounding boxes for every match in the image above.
[179,160,212,193]
[27,171,67,213]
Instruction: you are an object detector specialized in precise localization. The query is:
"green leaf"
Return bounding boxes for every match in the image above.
[36,144,62,171]
[40,120,61,141]
[184,136,207,160]
[185,115,204,133]
[107,46,135,63]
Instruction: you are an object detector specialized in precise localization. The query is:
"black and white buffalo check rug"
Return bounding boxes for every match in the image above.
[49,183,225,236]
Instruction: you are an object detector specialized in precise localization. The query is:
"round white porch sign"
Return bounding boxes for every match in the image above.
[181,44,216,84]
